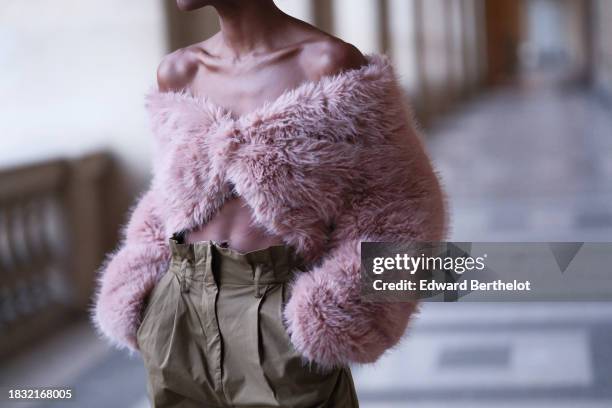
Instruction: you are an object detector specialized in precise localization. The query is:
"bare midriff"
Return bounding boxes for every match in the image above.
[184,195,285,253]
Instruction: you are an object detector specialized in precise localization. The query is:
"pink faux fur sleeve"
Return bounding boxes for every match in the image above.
[283,215,443,369]
[92,187,171,351]
[283,238,416,370]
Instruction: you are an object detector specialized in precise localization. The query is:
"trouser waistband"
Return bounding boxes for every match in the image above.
[168,233,304,296]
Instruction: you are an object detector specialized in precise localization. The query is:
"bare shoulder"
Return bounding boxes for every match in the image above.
[300,36,368,81]
[156,45,202,92]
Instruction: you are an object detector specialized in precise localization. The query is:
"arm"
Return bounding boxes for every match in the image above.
[283,175,446,370]
[91,186,170,352]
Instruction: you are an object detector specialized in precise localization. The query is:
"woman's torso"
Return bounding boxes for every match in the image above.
[156,23,366,253]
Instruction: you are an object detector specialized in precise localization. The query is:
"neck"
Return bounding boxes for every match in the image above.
[212,0,286,57]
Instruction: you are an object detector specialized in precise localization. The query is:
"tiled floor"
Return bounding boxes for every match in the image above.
[1,83,611,407]
[427,84,612,243]
[352,303,612,407]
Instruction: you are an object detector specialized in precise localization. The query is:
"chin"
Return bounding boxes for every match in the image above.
[176,0,211,11]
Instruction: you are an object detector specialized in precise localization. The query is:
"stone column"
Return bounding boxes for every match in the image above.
[313,0,335,32]
[461,0,481,94]
[387,0,421,97]
[420,0,452,117]
[163,2,219,51]
[331,0,384,53]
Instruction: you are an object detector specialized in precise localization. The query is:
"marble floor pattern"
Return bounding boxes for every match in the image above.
[1,83,611,407]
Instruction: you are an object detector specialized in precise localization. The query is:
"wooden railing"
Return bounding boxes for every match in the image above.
[0,153,111,359]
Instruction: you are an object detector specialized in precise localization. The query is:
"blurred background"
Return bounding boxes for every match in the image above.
[1,0,611,407]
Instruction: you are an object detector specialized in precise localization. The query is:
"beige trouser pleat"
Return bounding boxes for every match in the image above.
[137,238,359,408]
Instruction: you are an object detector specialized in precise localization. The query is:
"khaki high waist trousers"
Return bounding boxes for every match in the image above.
[137,236,359,407]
